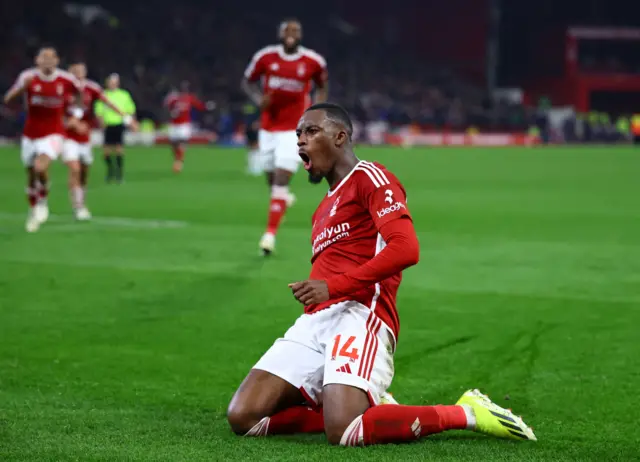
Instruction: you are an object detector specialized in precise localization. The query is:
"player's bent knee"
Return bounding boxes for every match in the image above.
[226,399,265,435]
[323,384,371,445]
[67,161,81,174]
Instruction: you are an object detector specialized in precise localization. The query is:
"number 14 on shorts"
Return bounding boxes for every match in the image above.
[331,335,360,362]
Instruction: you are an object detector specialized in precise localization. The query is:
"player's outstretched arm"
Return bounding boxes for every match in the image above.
[4,84,25,104]
[99,93,125,117]
[241,77,265,108]
[99,92,137,129]
[314,79,329,104]
[289,218,420,305]
[4,71,32,104]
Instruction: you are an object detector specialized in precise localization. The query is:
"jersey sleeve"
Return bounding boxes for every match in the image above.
[88,82,104,101]
[244,51,267,82]
[163,92,175,108]
[191,94,206,111]
[63,73,82,93]
[357,163,411,230]
[9,69,33,92]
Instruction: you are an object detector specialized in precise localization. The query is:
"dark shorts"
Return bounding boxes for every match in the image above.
[104,124,125,145]
[245,128,258,145]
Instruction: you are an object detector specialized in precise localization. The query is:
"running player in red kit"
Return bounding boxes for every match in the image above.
[63,62,136,220]
[164,81,214,173]
[3,46,84,233]
[227,103,537,446]
[242,18,329,255]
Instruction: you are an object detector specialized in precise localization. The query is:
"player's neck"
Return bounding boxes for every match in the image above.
[327,152,359,190]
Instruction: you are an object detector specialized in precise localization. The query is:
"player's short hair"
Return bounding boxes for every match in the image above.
[37,44,57,54]
[306,102,353,140]
[279,18,301,34]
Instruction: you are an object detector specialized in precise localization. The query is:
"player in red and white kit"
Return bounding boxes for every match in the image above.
[3,46,84,233]
[227,104,537,446]
[242,18,329,255]
[164,81,214,173]
[63,62,136,221]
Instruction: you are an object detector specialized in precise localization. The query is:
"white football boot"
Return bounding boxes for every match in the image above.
[286,192,296,208]
[25,209,40,233]
[380,392,399,405]
[75,207,92,221]
[34,201,49,224]
[259,232,276,256]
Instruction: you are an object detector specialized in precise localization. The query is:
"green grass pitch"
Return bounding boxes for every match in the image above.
[1,145,639,461]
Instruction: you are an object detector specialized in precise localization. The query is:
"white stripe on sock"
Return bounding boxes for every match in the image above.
[340,414,364,446]
[244,416,270,436]
[460,404,476,430]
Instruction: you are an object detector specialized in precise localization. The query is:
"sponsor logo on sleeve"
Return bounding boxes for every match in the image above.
[384,189,393,204]
[377,201,406,218]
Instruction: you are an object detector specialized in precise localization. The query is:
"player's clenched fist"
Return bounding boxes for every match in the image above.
[288,280,330,305]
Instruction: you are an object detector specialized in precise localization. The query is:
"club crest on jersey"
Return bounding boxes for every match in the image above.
[57,84,64,95]
[34,84,41,92]
[329,196,341,217]
[297,63,306,76]
[384,189,394,204]
[270,63,280,71]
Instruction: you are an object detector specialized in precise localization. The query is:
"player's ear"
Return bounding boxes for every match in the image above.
[335,130,348,148]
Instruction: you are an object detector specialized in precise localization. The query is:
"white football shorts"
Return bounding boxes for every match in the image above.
[21,134,63,166]
[62,139,93,165]
[168,123,192,142]
[253,300,395,407]
[258,129,300,173]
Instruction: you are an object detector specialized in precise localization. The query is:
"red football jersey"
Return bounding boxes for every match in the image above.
[244,45,327,131]
[10,68,81,139]
[65,79,103,143]
[164,92,205,124]
[306,161,411,339]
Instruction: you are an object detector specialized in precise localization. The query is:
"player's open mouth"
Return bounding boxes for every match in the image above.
[299,151,312,170]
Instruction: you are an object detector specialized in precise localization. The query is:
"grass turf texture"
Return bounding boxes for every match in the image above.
[0,145,639,461]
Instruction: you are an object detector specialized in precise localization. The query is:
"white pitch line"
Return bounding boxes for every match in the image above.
[0,212,188,229]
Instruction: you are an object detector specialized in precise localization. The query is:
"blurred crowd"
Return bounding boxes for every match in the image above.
[2,1,637,144]
[0,2,542,138]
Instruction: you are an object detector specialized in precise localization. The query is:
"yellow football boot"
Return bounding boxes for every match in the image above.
[457,389,537,441]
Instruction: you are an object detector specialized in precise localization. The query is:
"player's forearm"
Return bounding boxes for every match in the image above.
[325,219,419,298]
[241,79,262,106]
[314,83,328,104]
[4,87,22,104]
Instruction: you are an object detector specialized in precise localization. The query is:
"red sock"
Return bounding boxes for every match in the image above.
[174,145,184,162]
[266,186,289,235]
[346,405,468,446]
[268,406,324,435]
[38,183,49,201]
[245,406,324,436]
[26,187,38,207]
